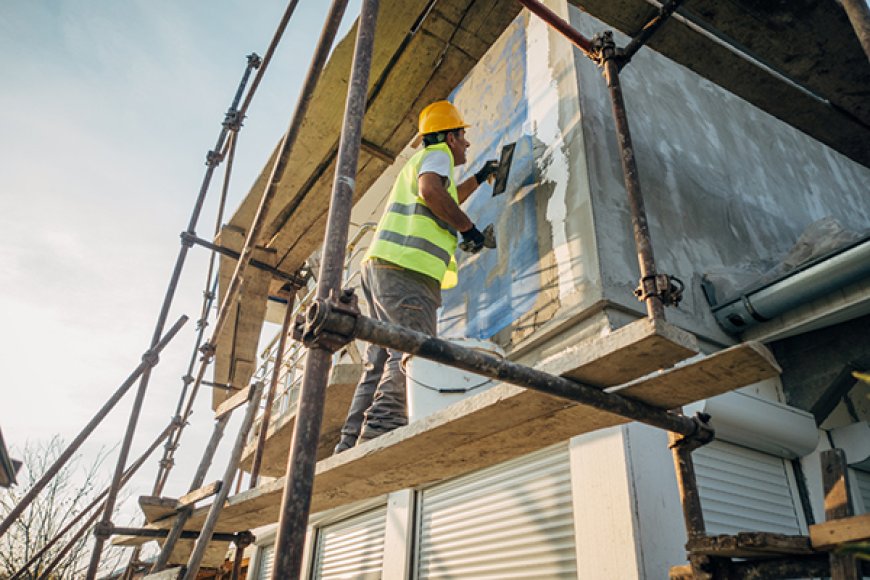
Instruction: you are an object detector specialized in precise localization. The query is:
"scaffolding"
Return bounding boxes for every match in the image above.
[3,0,869,579]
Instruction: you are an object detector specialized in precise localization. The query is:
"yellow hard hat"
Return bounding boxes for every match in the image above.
[418,100,469,135]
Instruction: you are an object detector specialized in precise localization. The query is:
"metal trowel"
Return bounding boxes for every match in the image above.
[491,141,516,196]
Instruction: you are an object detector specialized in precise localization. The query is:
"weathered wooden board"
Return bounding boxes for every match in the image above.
[810,513,870,550]
[212,226,276,409]
[238,363,362,476]
[139,496,179,524]
[686,532,814,558]
[142,568,183,580]
[144,323,777,534]
[179,481,222,508]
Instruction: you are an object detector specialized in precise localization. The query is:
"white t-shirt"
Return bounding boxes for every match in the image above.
[418,150,452,188]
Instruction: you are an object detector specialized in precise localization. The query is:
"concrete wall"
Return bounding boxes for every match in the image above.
[568,7,870,344]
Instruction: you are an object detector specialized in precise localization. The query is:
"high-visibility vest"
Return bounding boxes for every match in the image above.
[365,143,459,289]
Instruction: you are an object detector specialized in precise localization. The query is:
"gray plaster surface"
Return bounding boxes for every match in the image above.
[569,8,870,342]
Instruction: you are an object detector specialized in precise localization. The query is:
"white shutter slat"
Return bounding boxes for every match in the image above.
[853,469,870,513]
[256,544,275,580]
[695,440,802,536]
[418,445,576,579]
[313,505,387,580]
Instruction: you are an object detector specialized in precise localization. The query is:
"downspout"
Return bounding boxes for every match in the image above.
[709,235,870,335]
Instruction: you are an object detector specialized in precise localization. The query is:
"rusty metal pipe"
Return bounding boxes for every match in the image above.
[183,382,264,580]
[314,305,701,436]
[83,49,263,578]
[620,0,687,65]
[271,1,378,577]
[183,233,306,286]
[669,432,707,541]
[230,532,254,580]
[152,413,230,572]
[0,315,187,541]
[250,290,297,487]
[602,48,665,320]
[207,0,347,354]
[841,0,870,61]
[111,527,238,543]
[237,2,300,120]
[517,0,595,58]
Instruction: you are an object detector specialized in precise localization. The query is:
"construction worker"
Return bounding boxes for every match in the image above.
[334,100,498,452]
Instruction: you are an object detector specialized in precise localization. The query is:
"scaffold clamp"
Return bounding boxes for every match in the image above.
[670,412,715,451]
[293,288,359,352]
[634,273,684,307]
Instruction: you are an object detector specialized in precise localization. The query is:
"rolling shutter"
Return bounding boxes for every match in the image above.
[312,505,387,579]
[256,543,275,580]
[417,445,576,579]
[853,469,870,513]
[694,440,803,535]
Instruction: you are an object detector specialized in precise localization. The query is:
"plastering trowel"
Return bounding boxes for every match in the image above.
[491,141,516,196]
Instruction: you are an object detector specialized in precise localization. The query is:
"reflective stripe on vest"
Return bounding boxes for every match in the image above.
[365,143,460,288]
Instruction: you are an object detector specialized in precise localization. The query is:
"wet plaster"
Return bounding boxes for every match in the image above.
[568,6,870,342]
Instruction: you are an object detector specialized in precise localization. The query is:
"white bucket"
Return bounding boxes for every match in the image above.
[404,338,505,423]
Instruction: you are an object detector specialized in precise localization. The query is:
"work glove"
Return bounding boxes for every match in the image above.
[459,225,486,254]
[459,224,497,254]
[474,160,499,185]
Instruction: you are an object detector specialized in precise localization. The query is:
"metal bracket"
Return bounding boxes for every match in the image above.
[591,30,623,67]
[246,52,262,69]
[93,520,114,540]
[234,530,256,548]
[293,288,360,352]
[199,341,216,361]
[634,273,685,307]
[669,412,715,451]
[223,109,244,132]
[205,149,224,167]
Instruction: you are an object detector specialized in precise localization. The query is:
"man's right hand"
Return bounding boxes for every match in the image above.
[459,225,486,253]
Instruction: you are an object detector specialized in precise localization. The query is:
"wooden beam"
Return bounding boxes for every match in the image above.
[810,513,870,550]
[686,532,813,558]
[821,448,862,580]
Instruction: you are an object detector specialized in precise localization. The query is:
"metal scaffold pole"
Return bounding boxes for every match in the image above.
[250,286,298,488]
[599,32,666,320]
[182,382,265,580]
[82,53,264,580]
[271,0,379,576]
[518,0,685,319]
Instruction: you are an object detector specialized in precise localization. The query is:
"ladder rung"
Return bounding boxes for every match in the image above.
[214,385,252,419]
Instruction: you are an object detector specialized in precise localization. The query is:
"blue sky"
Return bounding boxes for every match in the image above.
[0,0,360,532]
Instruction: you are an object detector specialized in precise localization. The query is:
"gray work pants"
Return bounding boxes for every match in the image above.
[335,259,440,451]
